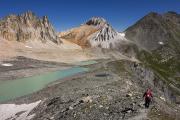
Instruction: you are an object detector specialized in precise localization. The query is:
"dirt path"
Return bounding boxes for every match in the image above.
[128,109,148,120]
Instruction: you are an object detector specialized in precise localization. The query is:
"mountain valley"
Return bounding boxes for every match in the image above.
[0,11,180,120]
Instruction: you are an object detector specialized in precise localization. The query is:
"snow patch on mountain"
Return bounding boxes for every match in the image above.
[119,32,125,37]
[158,41,164,45]
[1,63,13,66]
[89,32,127,48]
[25,45,33,48]
[86,17,107,27]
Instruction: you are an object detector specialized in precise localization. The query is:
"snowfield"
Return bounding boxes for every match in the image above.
[0,100,41,120]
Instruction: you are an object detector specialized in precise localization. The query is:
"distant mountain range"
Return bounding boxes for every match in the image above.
[0,10,179,70]
[1,11,179,52]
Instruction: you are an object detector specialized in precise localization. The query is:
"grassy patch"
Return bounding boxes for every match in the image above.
[138,50,179,81]
[107,60,132,75]
[108,61,126,72]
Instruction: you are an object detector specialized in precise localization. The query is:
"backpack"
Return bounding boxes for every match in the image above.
[146,90,152,98]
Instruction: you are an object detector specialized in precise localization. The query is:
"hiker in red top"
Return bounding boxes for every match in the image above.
[143,88,153,108]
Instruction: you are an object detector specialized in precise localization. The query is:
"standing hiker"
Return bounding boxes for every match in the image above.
[143,88,153,108]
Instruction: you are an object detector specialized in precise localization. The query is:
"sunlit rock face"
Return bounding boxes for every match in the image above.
[86,17,123,49]
[0,11,61,44]
[60,17,127,49]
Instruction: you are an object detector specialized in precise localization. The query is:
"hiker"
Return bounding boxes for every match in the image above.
[143,88,153,108]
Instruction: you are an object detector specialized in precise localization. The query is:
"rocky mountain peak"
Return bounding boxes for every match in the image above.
[164,11,178,16]
[0,11,61,44]
[146,12,160,17]
[163,11,180,25]
[86,17,108,27]
[86,17,125,48]
[42,16,49,23]
[125,11,180,65]
[140,11,180,24]
[136,12,162,25]
[90,23,118,41]
[23,11,36,19]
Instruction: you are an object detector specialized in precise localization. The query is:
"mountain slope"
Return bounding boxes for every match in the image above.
[126,11,180,97]
[60,25,98,48]
[125,11,180,51]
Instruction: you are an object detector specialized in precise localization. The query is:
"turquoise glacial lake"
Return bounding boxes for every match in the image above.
[0,67,89,103]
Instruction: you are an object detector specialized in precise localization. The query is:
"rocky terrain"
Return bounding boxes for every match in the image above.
[0,11,179,120]
[5,59,180,120]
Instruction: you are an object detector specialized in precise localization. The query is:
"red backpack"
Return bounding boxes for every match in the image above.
[146,90,152,98]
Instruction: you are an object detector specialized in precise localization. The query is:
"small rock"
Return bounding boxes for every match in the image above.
[69,106,73,110]
[126,93,133,97]
[131,103,136,106]
[160,96,166,101]
[81,96,93,103]
[138,102,144,108]
[99,105,103,108]
[127,110,131,113]
[50,117,54,119]
[126,81,133,86]
[136,96,141,99]
[103,113,108,116]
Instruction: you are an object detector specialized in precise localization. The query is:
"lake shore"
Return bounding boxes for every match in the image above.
[0,56,72,82]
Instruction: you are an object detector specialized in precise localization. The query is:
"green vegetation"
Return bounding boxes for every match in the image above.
[108,61,126,72]
[137,49,180,95]
[107,60,132,76]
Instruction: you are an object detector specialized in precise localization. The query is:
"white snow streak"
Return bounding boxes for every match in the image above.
[158,41,164,45]
[1,63,13,66]
[25,45,33,48]
[90,32,127,49]
[119,32,125,37]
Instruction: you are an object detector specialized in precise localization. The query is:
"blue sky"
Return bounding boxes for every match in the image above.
[0,0,180,32]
